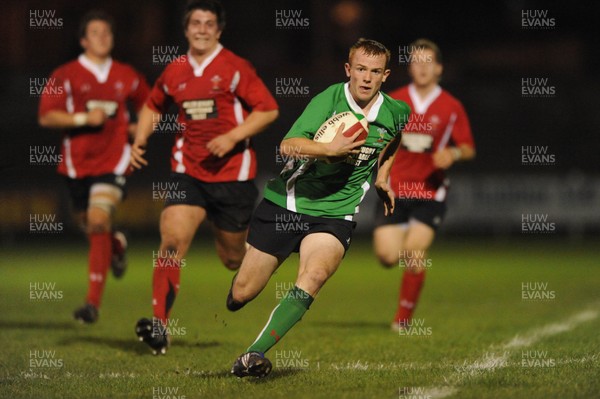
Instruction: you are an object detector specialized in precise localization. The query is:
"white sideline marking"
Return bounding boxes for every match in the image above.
[424,309,599,399]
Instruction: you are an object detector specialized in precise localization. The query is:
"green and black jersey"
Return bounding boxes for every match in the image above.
[264,82,411,220]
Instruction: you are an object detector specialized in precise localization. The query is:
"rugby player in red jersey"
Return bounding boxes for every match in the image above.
[38,10,150,323]
[130,0,278,354]
[372,39,475,331]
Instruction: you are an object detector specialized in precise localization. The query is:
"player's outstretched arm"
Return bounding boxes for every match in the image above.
[130,104,160,169]
[280,123,366,159]
[374,133,402,215]
[207,109,279,158]
[38,108,107,129]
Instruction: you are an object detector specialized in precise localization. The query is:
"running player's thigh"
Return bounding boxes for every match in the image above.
[403,221,435,251]
[159,205,206,254]
[296,232,345,297]
[232,244,281,301]
[373,224,407,263]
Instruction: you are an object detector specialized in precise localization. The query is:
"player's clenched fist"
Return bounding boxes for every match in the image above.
[86,108,108,127]
[207,133,237,158]
[432,148,454,169]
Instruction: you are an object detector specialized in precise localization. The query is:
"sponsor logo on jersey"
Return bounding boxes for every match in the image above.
[86,100,118,118]
[345,145,378,167]
[182,99,217,120]
[400,133,434,153]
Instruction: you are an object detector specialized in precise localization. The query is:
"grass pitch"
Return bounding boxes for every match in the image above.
[1,236,599,398]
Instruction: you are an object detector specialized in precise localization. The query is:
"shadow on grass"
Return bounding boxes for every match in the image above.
[191,367,304,382]
[57,335,221,354]
[247,368,305,382]
[310,320,389,329]
[0,320,77,330]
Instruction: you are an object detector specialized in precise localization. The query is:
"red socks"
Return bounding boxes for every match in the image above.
[152,257,181,324]
[85,232,112,307]
[394,270,426,326]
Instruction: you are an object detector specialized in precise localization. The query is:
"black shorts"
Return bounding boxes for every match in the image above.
[374,198,447,230]
[64,174,127,211]
[247,199,356,260]
[164,172,258,232]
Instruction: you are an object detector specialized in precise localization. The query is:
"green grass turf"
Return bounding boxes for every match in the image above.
[0,236,599,399]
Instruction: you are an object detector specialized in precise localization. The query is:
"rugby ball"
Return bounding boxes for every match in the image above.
[313,111,369,144]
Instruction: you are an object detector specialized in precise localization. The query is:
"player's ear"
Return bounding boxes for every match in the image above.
[344,63,351,78]
[80,37,88,51]
[435,63,443,79]
[382,69,391,82]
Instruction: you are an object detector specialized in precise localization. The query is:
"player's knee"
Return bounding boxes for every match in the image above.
[160,239,184,257]
[375,245,398,267]
[216,242,246,271]
[302,268,330,288]
[220,252,243,271]
[86,212,111,234]
[223,260,241,271]
[377,252,398,268]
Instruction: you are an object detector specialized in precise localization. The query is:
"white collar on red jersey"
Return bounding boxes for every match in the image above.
[408,83,442,114]
[187,43,223,77]
[344,82,384,123]
[78,54,113,83]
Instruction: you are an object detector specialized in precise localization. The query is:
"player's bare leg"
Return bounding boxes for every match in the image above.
[74,184,121,324]
[227,245,280,311]
[136,204,206,354]
[393,221,435,331]
[373,224,407,268]
[155,205,206,321]
[212,226,248,271]
[295,233,345,296]
[232,233,344,378]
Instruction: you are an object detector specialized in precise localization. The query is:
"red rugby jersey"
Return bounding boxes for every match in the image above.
[389,84,474,201]
[38,54,150,178]
[146,44,278,182]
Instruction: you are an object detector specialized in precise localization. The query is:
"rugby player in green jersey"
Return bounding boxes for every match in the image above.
[228,38,411,378]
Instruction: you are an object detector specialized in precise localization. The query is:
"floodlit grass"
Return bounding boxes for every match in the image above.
[1,236,598,398]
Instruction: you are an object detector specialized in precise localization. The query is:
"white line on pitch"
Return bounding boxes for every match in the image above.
[422,308,599,399]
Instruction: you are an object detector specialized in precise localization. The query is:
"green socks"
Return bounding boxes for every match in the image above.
[247,286,314,354]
